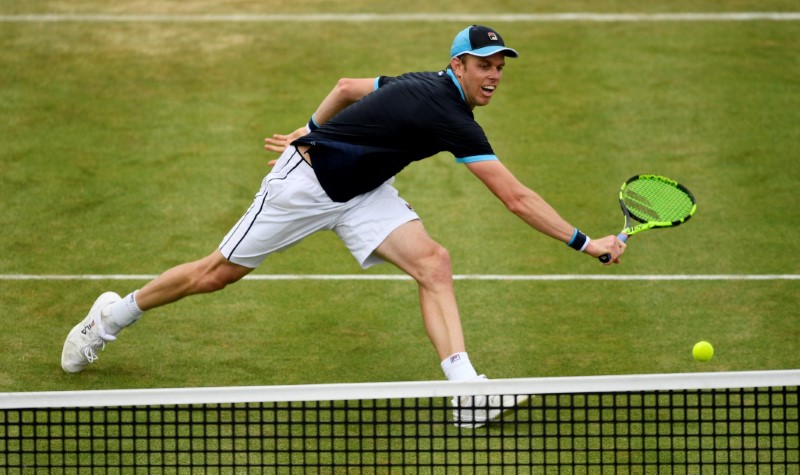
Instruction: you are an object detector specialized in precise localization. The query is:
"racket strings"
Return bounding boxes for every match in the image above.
[623,180,694,223]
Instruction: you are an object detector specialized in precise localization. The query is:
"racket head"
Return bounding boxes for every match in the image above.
[618,174,697,236]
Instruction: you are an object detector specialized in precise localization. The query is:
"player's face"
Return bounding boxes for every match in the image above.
[452,53,506,109]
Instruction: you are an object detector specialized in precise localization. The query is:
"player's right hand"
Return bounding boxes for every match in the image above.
[585,235,626,265]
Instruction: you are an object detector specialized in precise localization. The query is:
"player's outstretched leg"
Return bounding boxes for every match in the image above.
[61,292,121,373]
[60,251,253,373]
[451,375,529,428]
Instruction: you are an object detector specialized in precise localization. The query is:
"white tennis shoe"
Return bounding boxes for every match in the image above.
[451,375,529,428]
[61,292,120,373]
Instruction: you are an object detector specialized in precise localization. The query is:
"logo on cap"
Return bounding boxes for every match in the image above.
[487,32,498,41]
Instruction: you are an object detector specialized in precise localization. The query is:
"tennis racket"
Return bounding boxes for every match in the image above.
[599,174,697,263]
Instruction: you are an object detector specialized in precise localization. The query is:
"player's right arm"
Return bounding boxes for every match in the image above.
[465,159,625,263]
[264,77,376,153]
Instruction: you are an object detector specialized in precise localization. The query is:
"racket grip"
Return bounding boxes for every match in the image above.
[598,233,629,263]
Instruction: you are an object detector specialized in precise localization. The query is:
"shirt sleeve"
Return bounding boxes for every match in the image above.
[444,116,497,164]
[455,154,499,164]
[376,76,394,89]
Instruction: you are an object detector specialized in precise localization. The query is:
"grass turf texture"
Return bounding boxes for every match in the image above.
[1,1,799,392]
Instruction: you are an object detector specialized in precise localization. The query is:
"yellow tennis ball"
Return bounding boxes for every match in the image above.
[692,341,714,362]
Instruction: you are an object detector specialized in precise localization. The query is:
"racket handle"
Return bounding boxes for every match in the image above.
[598,233,629,263]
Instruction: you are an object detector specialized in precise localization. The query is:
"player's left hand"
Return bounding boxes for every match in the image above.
[264,126,308,154]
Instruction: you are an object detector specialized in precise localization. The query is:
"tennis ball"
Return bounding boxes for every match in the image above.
[692,341,714,362]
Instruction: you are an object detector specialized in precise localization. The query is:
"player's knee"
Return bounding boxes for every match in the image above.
[416,244,453,286]
[195,274,230,293]
[192,257,248,294]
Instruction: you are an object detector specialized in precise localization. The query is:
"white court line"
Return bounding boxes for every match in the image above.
[1,12,799,23]
[1,274,798,281]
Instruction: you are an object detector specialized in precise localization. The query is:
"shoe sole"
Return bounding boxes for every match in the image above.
[454,394,532,429]
[61,291,121,373]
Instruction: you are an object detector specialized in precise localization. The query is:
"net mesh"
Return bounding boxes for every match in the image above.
[2,371,798,474]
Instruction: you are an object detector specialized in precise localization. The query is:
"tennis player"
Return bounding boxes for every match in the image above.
[62,25,625,427]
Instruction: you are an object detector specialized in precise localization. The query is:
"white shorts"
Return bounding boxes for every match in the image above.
[219,147,420,269]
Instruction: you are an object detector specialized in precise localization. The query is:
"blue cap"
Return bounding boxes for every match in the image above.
[450,25,519,59]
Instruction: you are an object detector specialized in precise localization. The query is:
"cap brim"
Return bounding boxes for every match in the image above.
[455,45,519,59]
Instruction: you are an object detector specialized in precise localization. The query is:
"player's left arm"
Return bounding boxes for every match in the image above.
[312,77,376,124]
[264,77,376,153]
[465,159,624,262]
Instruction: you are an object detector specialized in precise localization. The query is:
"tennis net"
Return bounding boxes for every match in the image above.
[1,370,798,474]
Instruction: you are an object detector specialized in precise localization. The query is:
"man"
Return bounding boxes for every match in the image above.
[62,25,625,427]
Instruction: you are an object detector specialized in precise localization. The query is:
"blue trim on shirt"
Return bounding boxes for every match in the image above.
[309,114,320,130]
[445,69,466,103]
[374,77,381,90]
[455,154,498,164]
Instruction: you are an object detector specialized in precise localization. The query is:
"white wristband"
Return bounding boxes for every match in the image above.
[579,237,591,252]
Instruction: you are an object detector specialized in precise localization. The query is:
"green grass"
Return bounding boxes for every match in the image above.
[1,1,799,394]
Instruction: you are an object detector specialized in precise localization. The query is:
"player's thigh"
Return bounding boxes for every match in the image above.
[220,149,339,268]
[334,184,419,269]
[373,220,450,280]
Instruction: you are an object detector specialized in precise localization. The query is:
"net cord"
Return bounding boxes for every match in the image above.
[2,370,798,410]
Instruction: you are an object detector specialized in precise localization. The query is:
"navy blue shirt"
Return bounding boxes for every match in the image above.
[294,69,497,202]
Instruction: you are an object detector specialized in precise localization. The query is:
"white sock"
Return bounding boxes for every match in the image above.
[441,352,479,381]
[103,291,144,336]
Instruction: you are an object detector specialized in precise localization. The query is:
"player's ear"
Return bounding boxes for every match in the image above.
[450,56,464,77]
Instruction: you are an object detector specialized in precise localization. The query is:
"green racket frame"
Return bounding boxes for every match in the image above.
[599,174,697,263]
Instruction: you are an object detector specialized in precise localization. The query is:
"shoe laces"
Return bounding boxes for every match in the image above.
[83,340,105,363]
[82,312,117,363]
